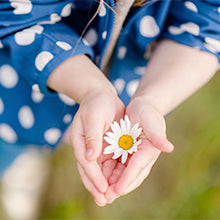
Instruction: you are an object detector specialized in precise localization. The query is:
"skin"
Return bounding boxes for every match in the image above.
[47,39,219,206]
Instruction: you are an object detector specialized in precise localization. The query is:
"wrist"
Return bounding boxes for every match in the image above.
[47,54,117,104]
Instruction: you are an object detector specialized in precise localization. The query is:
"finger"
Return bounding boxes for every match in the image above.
[120,160,155,196]
[108,162,126,185]
[105,185,120,204]
[77,163,107,207]
[104,162,125,202]
[102,159,117,181]
[114,140,160,195]
[83,160,109,193]
[129,108,174,153]
[82,111,105,161]
[71,116,108,193]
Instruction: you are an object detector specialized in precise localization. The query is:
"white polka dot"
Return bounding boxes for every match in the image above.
[58,93,76,106]
[114,78,125,94]
[10,0,32,15]
[168,26,184,35]
[0,64,18,88]
[102,31,107,39]
[203,43,217,53]
[82,39,89,46]
[56,41,72,51]
[15,30,35,46]
[180,22,200,36]
[61,3,72,17]
[18,106,34,129]
[15,25,43,46]
[184,1,198,12]
[29,25,44,34]
[139,16,160,37]
[99,3,106,17]
[32,84,40,92]
[63,114,72,124]
[31,91,44,103]
[126,80,139,97]
[218,7,220,13]
[35,51,54,71]
[0,98,4,115]
[0,124,17,143]
[0,40,3,48]
[83,29,98,47]
[44,128,61,145]
[118,46,127,59]
[134,66,146,75]
[50,14,61,24]
[205,37,220,52]
[39,14,61,25]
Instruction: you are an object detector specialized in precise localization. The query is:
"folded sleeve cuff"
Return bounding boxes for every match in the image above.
[160,0,220,63]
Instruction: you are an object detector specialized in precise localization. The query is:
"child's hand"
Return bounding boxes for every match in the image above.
[70,88,125,206]
[105,96,174,203]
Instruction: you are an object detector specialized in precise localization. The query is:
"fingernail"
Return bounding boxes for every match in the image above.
[86,148,93,159]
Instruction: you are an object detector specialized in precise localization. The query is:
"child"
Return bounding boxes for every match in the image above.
[0,0,219,208]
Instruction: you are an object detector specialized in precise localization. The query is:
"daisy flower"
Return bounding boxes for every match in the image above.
[103,115,142,164]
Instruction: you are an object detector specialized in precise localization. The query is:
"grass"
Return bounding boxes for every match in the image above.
[1,70,220,220]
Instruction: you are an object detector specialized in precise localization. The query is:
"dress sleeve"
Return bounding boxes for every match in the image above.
[0,0,94,95]
[161,0,220,62]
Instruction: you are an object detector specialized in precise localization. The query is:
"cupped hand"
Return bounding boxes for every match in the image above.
[105,96,174,203]
[70,89,125,206]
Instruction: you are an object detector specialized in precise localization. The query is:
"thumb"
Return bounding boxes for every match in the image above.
[141,110,174,153]
[82,114,105,161]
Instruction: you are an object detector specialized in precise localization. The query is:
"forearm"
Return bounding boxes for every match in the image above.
[133,39,219,116]
[47,54,117,104]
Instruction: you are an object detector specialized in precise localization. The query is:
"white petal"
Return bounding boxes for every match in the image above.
[103,136,116,145]
[128,146,137,154]
[111,121,122,136]
[121,151,128,164]
[130,123,139,136]
[105,132,119,142]
[131,127,142,140]
[112,148,123,159]
[104,145,118,154]
[120,118,127,134]
[124,115,131,133]
[135,139,142,146]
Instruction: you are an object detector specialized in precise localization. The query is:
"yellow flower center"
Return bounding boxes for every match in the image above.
[118,135,134,150]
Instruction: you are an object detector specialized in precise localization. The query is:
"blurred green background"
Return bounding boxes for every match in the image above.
[1,70,220,219]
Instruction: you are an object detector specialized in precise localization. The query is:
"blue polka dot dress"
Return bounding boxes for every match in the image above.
[0,0,220,148]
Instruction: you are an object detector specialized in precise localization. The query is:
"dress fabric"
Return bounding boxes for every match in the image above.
[0,0,220,148]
